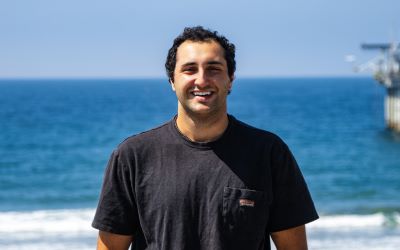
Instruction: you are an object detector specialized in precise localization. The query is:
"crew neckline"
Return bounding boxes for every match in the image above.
[169,114,235,149]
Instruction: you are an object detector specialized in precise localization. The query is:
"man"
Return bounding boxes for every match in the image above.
[92,26,318,250]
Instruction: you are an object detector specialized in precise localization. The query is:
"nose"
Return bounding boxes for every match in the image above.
[194,69,208,88]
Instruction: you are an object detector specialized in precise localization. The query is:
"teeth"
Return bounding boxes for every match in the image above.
[193,91,211,96]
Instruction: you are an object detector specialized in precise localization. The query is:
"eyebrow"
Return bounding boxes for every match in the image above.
[180,61,224,68]
[207,61,224,66]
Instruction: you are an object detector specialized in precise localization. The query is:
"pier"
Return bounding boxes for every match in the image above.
[356,43,400,132]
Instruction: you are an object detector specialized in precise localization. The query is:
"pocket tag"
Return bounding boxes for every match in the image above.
[239,199,255,207]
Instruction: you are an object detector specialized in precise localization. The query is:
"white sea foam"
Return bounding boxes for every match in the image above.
[305,213,400,250]
[0,209,399,250]
[0,208,95,234]
[0,208,97,250]
[309,213,400,229]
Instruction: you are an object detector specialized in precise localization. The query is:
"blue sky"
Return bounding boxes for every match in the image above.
[1,0,399,78]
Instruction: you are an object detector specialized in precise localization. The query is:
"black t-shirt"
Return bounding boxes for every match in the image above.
[92,115,318,250]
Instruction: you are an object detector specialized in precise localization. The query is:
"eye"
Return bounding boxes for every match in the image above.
[207,67,222,73]
[182,67,197,73]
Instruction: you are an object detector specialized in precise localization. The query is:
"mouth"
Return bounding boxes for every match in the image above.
[191,91,212,97]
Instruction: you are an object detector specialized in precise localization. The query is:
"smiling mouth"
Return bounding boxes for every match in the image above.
[192,91,212,97]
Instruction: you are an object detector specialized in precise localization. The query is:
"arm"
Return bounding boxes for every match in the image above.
[97,231,133,250]
[93,149,138,249]
[271,225,308,250]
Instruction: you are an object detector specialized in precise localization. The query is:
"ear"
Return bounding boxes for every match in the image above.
[228,74,235,91]
[229,74,235,83]
[169,79,176,91]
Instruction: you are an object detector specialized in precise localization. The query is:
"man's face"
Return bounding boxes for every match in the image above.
[171,40,233,118]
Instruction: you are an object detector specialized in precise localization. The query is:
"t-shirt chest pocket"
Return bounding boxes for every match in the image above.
[223,187,270,244]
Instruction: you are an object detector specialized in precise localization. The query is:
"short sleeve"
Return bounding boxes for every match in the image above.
[267,138,318,232]
[92,149,139,235]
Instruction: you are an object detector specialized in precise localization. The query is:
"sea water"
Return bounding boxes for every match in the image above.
[0,78,399,249]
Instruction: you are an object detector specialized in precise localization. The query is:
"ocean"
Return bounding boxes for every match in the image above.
[0,78,399,249]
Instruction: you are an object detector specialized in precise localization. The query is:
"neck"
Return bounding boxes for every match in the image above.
[175,109,229,143]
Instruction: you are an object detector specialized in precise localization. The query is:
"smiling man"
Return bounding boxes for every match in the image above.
[92,26,318,250]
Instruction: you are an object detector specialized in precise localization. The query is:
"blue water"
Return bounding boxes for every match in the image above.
[0,78,399,215]
[1,78,400,250]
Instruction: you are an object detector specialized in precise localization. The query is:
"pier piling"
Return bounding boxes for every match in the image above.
[386,87,400,131]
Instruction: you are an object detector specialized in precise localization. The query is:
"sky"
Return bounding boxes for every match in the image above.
[1,0,400,78]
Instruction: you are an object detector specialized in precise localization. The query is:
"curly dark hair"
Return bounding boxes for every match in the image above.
[165,26,236,82]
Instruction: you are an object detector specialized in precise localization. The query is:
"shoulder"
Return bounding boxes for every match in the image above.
[123,120,171,145]
[230,115,286,148]
[113,119,172,158]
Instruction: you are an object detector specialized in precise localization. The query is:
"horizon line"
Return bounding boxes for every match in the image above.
[0,75,372,81]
